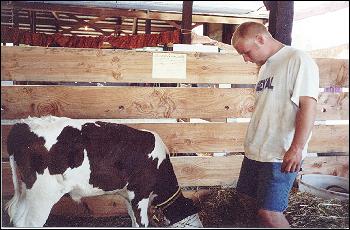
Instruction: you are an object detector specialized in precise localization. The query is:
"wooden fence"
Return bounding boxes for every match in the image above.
[1,46,349,217]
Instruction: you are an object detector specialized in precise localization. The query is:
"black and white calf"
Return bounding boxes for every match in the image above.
[6,116,203,227]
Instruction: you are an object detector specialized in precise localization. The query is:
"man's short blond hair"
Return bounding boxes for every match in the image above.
[231,22,270,46]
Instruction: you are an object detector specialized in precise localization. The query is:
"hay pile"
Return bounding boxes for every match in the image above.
[198,187,349,228]
[286,188,349,228]
[2,187,349,228]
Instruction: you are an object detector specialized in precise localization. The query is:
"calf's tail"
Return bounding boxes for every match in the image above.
[5,155,21,223]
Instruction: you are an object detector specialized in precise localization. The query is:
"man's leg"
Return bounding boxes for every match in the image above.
[255,162,298,228]
[236,157,259,224]
[257,209,290,228]
[236,156,259,198]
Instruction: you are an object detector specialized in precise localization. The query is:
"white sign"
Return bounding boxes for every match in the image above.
[152,53,186,79]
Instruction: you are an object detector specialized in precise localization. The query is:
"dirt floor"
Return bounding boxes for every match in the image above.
[2,187,349,228]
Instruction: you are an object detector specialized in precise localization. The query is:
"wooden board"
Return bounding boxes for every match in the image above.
[1,46,258,84]
[3,155,348,196]
[315,58,349,87]
[1,86,348,120]
[302,156,349,177]
[1,123,348,158]
[317,92,349,120]
[2,46,349,87]
[0,86,255,119]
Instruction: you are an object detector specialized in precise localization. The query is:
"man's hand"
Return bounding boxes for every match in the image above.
[281,96,317,173]
[281,147,302,173]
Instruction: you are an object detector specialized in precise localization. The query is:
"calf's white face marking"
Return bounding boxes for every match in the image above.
[138,197,150,227]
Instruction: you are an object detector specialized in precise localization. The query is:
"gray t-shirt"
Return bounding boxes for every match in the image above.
[244,46,319,162]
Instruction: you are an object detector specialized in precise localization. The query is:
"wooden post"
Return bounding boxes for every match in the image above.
[203,23,209,36]
[263,1,294,45]
[115,17,122,36]
[181,1,193,44]
[29,11,36,33]
[55,23,59,33]
[52,12,61,33]
[12,9,19,46]
[145,19,151,34]
[132,18,138,35]
[222,24,234,45]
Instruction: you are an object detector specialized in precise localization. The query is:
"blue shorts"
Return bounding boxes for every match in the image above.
[236,156,298,212]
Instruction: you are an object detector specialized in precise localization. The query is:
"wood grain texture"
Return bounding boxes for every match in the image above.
[315,58,349,87]
[1,46,258,84]
[1,86,348,120]
[317,92,349,120]
[0,86,256,119]
[2,46,348,87]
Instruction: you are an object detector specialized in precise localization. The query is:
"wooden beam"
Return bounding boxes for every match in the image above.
[51,11,61,33]
[115,17,122,36]
[145,19,151,34]
[203,23,209,36]
[59,13,85,35]
[11,8,19,45]
[0,87,256,119]
[60,13,108,36]
[11,9,18,28]
[132,18,138,35]
[2,155,348,197]
[1,85,348,120]
[166,20,181,30]
[181,1,193,44]
[1,47,348,87]
[222,24,234,45]
[264,1,294,45]
[1,123,348,159]
[29,11,37,33]
[1,46,258,84]
[51,11,60,21]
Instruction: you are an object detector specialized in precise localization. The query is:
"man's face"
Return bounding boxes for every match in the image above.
[234,37,265,66]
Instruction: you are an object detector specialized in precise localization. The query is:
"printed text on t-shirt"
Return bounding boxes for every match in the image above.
[256,77,274,91]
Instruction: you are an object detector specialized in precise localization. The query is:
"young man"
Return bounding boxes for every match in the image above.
[231,22,319,227]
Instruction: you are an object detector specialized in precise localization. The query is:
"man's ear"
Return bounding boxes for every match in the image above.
[255,34,265,45]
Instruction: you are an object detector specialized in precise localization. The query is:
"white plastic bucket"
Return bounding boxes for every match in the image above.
[298,174,349,200]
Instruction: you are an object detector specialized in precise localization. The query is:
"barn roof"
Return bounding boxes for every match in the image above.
[1,1,268,37]
[30,1,268,17]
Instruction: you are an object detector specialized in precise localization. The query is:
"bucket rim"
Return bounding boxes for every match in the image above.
[299,174,349,198]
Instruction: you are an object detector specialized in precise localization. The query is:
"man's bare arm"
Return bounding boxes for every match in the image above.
[281,96,317,173]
